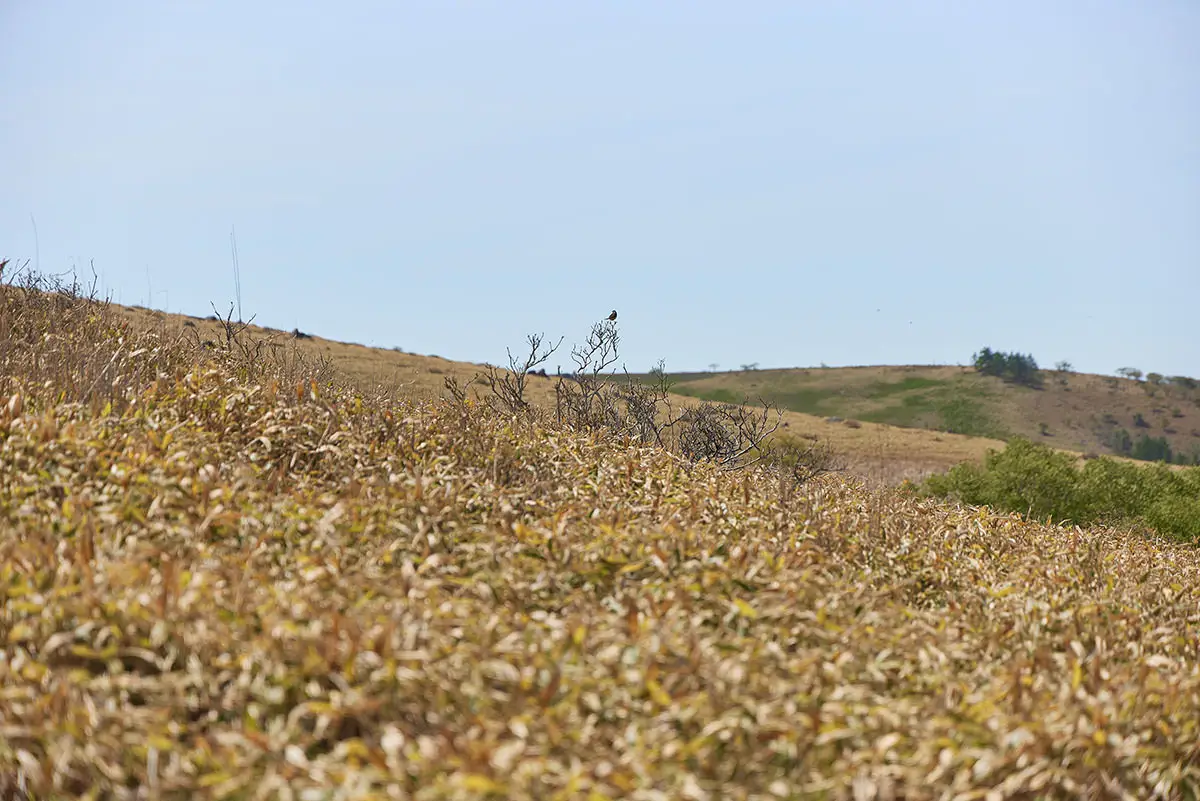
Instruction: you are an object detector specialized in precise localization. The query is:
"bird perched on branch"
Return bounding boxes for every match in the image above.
[607,310,618,321]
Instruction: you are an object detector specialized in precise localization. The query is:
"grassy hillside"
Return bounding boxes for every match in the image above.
[645,364,1200,462]
[28,282,1193,482]
[3,272,1200,799]
[104,303,1007,486]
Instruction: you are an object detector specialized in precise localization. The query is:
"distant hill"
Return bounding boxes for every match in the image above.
[628,364,1200,464]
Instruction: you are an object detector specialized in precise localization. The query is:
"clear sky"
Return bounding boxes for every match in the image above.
[3,1,1197,378]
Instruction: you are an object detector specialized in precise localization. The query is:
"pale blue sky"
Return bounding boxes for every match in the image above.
[3,1,1197,377]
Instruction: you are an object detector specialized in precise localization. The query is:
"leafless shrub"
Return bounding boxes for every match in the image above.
[459,319,785,471]
[443,375,469,405]
[613,361,676,446]
[668,398,782,469]
[763,434,844,490]
[174,302,343,392]
[209,301,257,350]
[554,319,624,431]
[479,332,563,415]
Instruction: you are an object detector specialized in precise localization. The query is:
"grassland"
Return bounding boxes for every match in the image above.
[2,274,1199,798]
[107,305,1009,487]
[646,364,1200,462]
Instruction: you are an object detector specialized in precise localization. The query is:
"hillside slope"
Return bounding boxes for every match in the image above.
[651,364,1200,462]
[94,297,1196,480]
[109,303,1006,485]
[3,273,1199,799]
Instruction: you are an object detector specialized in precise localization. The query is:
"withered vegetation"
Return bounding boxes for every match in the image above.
[451,324,787,475]
[1,263,1199,800]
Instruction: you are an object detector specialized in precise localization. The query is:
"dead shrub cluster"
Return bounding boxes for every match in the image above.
[449,320,809,477]
[1,269,1199,799]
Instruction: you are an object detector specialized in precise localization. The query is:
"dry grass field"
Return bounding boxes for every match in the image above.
[2,273,1199,799]
[107,305,1004,488]
[112,302,1199,489]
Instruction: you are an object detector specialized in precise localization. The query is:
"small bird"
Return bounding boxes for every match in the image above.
[607,310,618,321]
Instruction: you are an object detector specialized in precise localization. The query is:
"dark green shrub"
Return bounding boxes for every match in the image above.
[1131,434,1172,463]
[972,347,1043,388]
[1109,427,1133,455]
[923,438,1200,541]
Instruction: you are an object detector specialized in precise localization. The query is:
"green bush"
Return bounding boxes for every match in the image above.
[924,439,1083,523]
[923,438,1200,541]
[1077,457,1152,522]
[1145,495,1200,541]
[1130,433,1171,462]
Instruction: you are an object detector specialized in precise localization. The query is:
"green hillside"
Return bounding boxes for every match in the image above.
[635,364,1200,464]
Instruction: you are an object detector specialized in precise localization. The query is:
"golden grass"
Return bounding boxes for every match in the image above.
[109,305,1001,486]
[1,278,1199,798]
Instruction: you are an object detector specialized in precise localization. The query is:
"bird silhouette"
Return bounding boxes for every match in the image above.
[607,310,618,321]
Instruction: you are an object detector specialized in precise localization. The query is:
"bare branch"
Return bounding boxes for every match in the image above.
[672,396,783,470]
[444,375,468,406]
[480,332,563,415]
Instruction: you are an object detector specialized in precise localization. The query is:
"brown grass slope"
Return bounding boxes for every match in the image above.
[652,364,1200,463]
[102,303,1003,486]
[2,277,1200,799]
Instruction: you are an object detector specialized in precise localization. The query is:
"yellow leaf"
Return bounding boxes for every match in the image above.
[198,772,231,788]
[7,622,34,643]
[148,735,174,751]
[609,772,635,792]
[20,661,47,682]
[551,776,583,801]
[460,774,504,793]
[1071,661,1083,691]
[733,598,758,619]
[340,739,369,759]
[1092,730,1106,746]
[646,679,672,706]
